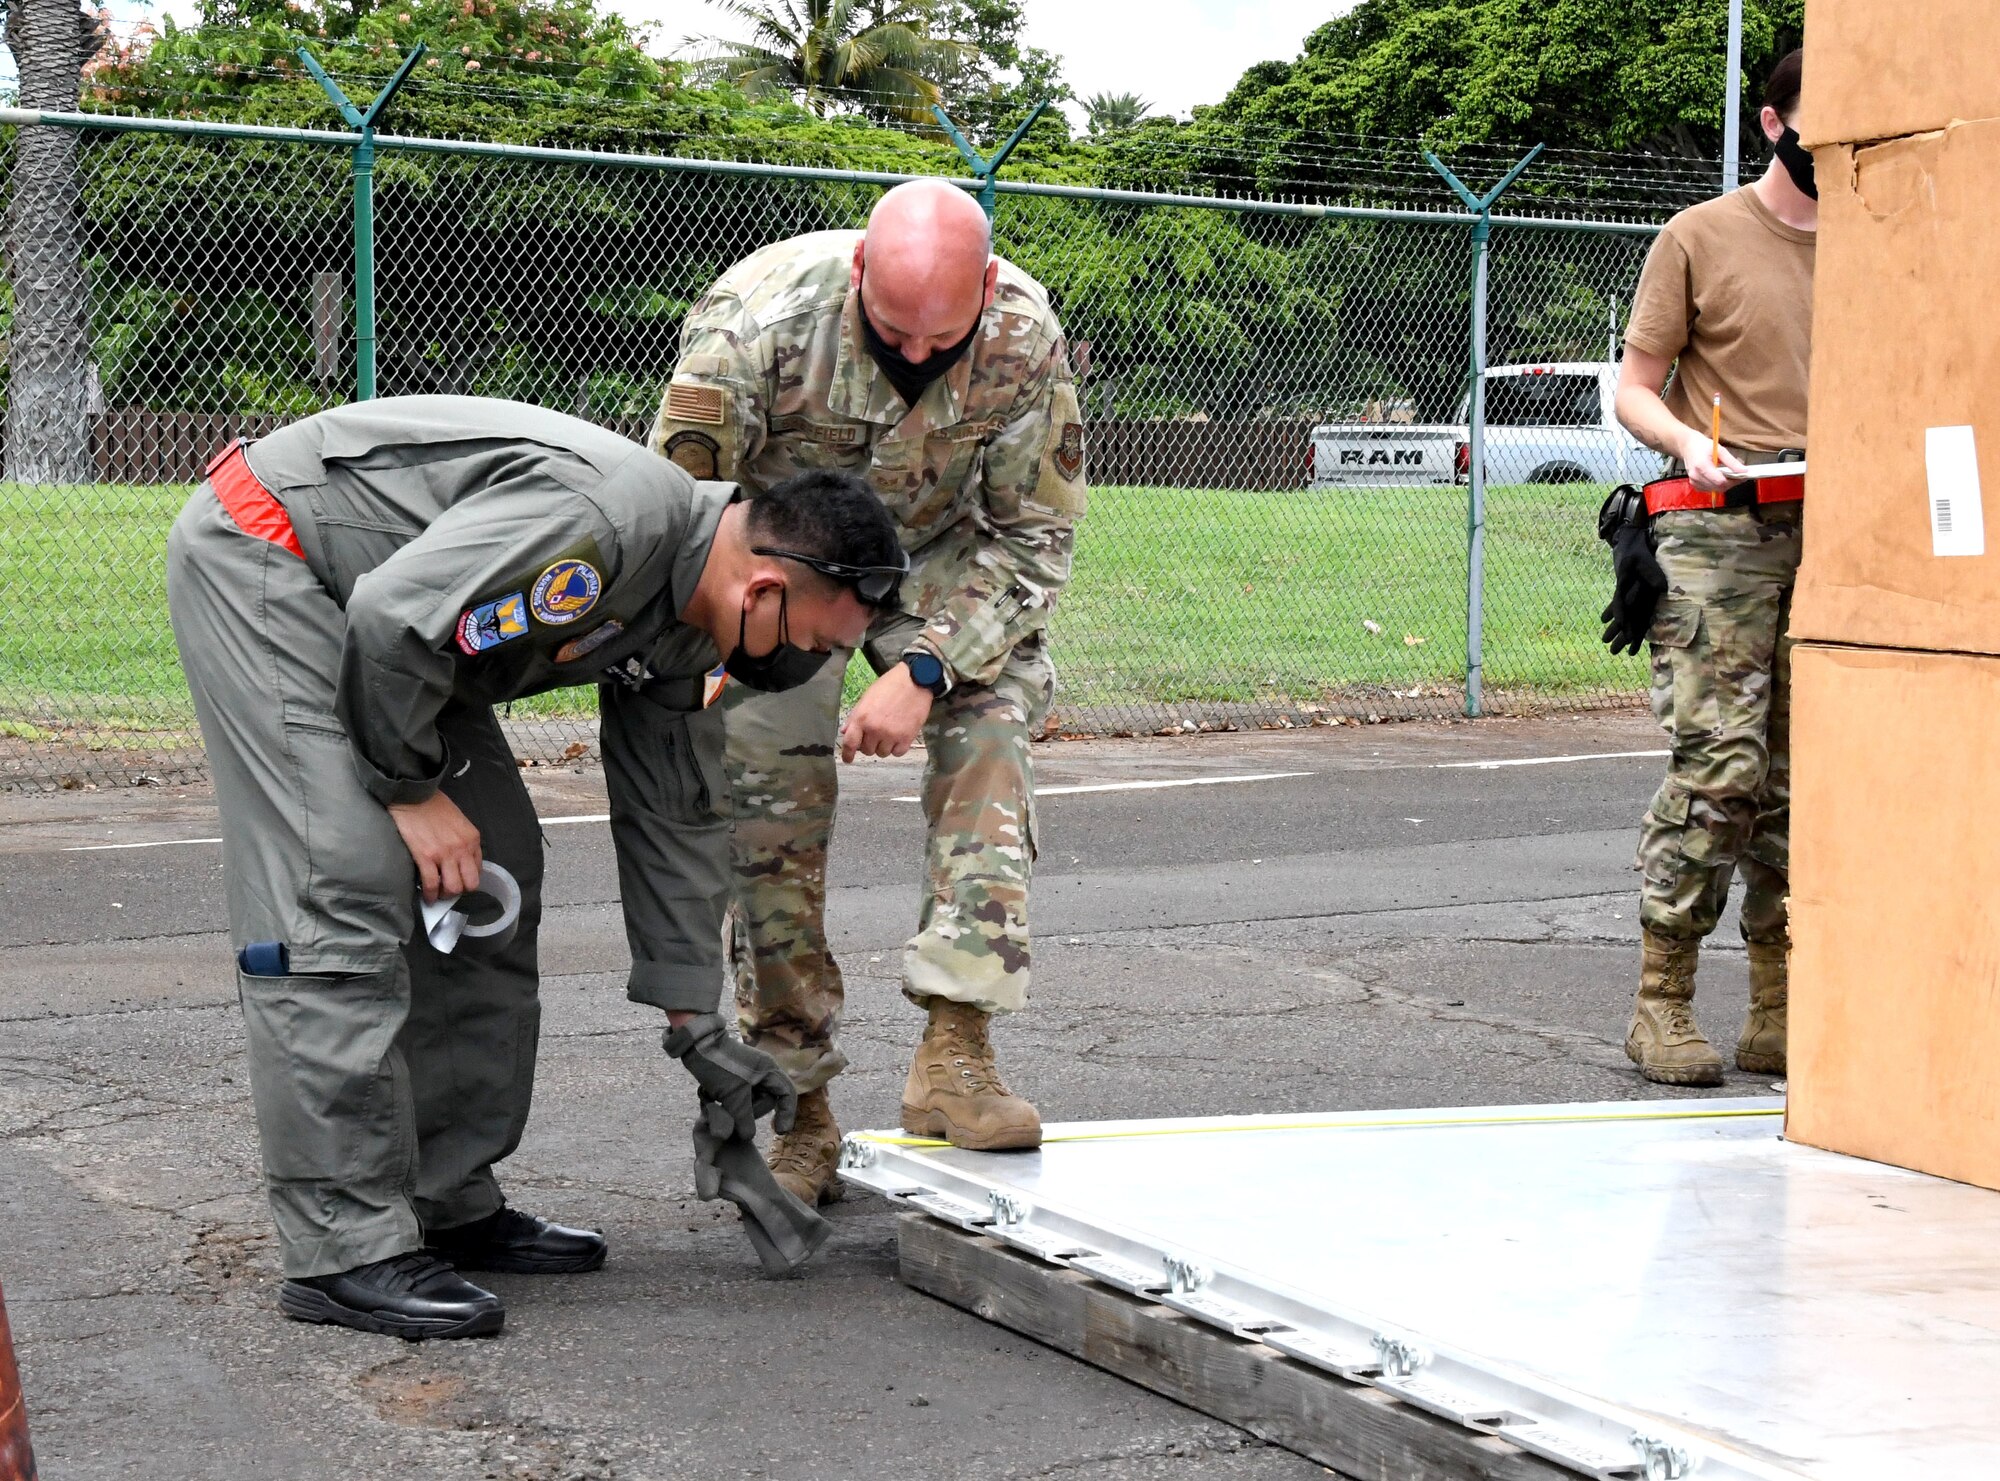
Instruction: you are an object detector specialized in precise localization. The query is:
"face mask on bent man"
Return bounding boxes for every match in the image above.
[722,587,831,693]
[859,292,980,408]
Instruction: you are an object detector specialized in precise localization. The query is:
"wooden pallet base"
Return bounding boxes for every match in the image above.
[897,1213,1571,1481]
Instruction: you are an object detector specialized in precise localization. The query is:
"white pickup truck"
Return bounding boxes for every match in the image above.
[1312,362,1665,488]
[1309,419,1461,486]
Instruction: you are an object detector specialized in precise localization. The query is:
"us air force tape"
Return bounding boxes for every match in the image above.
[421,861,522,954]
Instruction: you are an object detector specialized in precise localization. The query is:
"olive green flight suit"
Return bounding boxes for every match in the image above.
[166,396,733,1278]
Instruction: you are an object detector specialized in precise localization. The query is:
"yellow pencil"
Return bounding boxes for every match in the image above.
[1710,393,1722,464]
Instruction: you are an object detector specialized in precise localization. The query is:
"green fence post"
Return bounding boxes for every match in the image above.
[1423,144,1544,718]
[932,101,1051,220]
[298,43,426,400]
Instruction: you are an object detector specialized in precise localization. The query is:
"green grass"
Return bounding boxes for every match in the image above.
[0,481,198,736]
[1055,481,1641,711]
[0,480,1640,736]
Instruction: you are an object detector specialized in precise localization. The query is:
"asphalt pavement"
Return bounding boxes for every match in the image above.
[0,710,1776,1480]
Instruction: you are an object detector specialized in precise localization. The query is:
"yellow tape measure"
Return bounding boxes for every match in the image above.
[858,1102,1781,1151]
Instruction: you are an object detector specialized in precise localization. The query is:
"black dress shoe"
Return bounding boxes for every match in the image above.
[424,1206,608,1274]
[279,1252,503,1340]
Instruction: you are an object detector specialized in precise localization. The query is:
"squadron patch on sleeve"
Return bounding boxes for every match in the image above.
[664,429,722,481]
[665,381,727,425]
[529,559,602,626]
[1033,379,1089,517]
[1054,422,1085,482]
[456,592,530,655]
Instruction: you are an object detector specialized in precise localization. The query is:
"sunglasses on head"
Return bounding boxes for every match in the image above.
[753,546,910,608]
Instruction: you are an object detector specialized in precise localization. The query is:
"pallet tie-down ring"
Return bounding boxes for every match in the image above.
[855,1102,1781,1150]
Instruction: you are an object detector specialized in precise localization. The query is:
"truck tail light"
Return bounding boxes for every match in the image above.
[1454,441,1470,479]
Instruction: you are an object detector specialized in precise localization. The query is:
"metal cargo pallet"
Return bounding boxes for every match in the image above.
[840,1097,2000,1481]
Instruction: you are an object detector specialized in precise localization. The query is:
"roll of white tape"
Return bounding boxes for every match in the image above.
[458,861,521,940]
[420,861,522,954]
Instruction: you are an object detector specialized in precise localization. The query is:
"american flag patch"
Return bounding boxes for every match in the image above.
[666,382,726,425]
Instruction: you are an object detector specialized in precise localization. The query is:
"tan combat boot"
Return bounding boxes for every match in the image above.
[768,1088,844,1207]
[1625,931,1725,1087]
[1737,941,1788,1075]
[901,1000,1042,1151]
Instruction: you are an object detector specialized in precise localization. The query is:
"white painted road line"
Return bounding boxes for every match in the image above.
[893,771,1314,803]
[59,759,1649,849]
[64,813,615,852]
[1433,750,1668,770]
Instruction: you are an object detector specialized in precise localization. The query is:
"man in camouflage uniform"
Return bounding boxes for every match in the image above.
[1608,49,1814,1086]
[651,178,1086,1201]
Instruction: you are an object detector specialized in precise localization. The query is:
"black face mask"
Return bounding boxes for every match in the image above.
[860,295,979,409]
[1773,125,1818,200]
[723,588,831,693]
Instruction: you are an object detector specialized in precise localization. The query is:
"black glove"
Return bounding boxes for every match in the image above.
[690,1101,832,1276]
[1597,485,1667,657]
[663,1013,798,1140]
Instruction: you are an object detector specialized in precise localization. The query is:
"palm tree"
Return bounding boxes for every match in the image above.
[692,0,967,123]
[1084,90,1151,137]
[4,0,101,482]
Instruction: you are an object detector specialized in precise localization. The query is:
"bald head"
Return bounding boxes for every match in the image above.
[852,178,998,363]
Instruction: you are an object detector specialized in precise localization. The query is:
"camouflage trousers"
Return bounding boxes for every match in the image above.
[1637,505,1802,945]
[723,626,1052,1093]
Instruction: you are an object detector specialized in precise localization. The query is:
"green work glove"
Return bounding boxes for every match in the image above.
[663,1013,798,1141]
[690,1101,832,1276]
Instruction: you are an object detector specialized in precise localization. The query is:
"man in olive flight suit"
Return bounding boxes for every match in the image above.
[650,178,1087,1206]
[167,395,906,1339]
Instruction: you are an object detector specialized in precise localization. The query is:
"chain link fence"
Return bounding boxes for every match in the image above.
[0,114,1663,788]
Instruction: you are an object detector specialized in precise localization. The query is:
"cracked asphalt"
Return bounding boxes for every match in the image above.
[0,710,1779,1480]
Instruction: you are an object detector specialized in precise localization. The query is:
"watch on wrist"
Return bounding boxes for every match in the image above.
[901,650,949,698]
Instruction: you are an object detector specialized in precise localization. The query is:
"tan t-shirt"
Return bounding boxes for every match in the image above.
[1625,186,1815,455]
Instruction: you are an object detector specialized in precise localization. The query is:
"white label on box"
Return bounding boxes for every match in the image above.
[1926,425,1985,558]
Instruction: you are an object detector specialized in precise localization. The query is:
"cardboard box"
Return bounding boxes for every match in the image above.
[1801,0,2000,146]
[1787,642,2000,1190]
[1792,117,2000,653]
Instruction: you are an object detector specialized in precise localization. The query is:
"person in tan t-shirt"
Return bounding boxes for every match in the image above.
[1608,46,1816,1088]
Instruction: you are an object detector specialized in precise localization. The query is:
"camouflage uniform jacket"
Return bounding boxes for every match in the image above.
[651,229,1087,688]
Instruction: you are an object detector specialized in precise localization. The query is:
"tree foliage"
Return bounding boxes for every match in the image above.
[85,0,681,136]
[915,0,1067,145]
[5,0,1691,434]
[690,0,965,123]
[1082,91,1150,138]
[1202,0,1805,168]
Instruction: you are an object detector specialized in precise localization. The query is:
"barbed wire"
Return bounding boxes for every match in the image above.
[70,22,1759,167]
[46,111,1695,223]
[77,65,1733,176]
[86,19,674,77]
[70,26,1753,140]
[81,82,1743,165]
[38,121,1685,225]
[39,28,1735,226]
[1092,147,1722,199]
